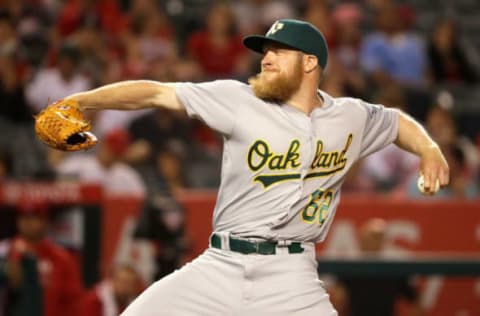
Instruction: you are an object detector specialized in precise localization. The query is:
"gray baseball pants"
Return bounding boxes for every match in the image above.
[121,240,337,316]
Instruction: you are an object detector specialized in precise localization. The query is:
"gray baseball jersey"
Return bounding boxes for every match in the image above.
[176,80,398,243]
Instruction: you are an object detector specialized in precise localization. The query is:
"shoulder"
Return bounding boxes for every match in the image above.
[330,96,392,120]
[336,97,381,112]
[332,96,363,106]
[329,95,367,112]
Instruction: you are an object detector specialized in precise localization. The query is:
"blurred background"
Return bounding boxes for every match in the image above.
[0,0,478,315]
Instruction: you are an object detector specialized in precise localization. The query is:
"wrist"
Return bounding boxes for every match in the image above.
[419,142,440,157]
[68,93,87,110]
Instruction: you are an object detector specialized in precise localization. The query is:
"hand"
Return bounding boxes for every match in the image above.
[419,144,449,195]
[9,238,35,261]
[12,238,28,255]
[7,239,31,288]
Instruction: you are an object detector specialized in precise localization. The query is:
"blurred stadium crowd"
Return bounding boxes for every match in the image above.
[0,0,479,315]
[0,0,479,198]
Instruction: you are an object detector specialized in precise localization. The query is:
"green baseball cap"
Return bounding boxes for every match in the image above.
[243,19,328,69]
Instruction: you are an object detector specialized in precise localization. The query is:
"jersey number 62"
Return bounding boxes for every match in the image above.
[301,189,334,225]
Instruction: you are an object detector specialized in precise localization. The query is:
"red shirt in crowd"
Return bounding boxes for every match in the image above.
[83,281,129,316]
[187,31,247,77]
[57,0,127,37]
[8,237,83,316]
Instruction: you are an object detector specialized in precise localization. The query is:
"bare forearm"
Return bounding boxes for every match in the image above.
[69,80,183,111]
[395,110,449,189]
[394,110,438,156]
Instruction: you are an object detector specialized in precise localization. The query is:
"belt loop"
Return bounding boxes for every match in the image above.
[276,240,291,255]
[277,240,292,247]
[217,232,230,251]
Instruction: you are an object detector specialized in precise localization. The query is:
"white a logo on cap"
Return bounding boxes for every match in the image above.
[267,21,284,36]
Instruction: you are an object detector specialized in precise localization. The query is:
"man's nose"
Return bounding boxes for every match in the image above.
[261,51,275,67]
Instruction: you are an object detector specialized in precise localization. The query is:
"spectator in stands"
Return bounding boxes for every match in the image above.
[128,6,175,64]
[0,11,31,123]
[150,53,203,83]
[341,161,375,193]
[4,202,83,316]
[25,43,92,113]
[0,10,18,58]
[56,0,126,39]
[359,3,427,87]
[303,2,336,51]
[83,264,142,316]
[305,3,345,97]
[331,218,424,316]
[322,3,367,98]
[186,2,249,79]
[13,2,51,34]
[427,17,478,84]
[232,0,296,36]
[56,129,146,197]
[92,5,178,137]
[155,143,187,192]
[126,140,184,195]
[332,3,363,69]
[69,16,112,87]
[156,136,222,190]
[127,108,191,164]
[364,0,394,12]
[424,101,479,173]
[0,150,12,180]
[121,6,175,80]
[477,136,480,182]
[0,54,31,123]
[134,193,189,280]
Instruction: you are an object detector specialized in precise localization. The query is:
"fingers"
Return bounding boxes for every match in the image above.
[423,172,432,192]
[438,168,448,187]
[419,145,450,195]
[420,166,447,193]
[420,171,441,193]
[420,174,435,195]
[420,164,449,195]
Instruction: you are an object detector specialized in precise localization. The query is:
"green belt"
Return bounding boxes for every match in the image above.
[210,233,304,255]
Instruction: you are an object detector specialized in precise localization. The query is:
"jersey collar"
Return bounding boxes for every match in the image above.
[317,89,334,110]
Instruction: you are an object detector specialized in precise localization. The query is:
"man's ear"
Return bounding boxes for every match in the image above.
[304,55,319,73]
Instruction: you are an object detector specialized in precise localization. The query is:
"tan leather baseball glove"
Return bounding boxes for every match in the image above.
[34,99,98,151]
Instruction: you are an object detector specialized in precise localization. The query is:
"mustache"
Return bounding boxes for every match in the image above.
[261,68,279,73]
[249,70,301,103]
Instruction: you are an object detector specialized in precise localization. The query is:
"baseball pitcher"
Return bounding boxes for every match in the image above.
[35,19,449,315]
